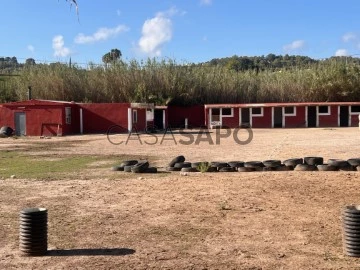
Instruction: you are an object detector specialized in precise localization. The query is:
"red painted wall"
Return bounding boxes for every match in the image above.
[0,107,14,129]
[284,106,306,128]
[168,105,205,128]
[222,108,240,127]
[252,107,272,128]
[318,106,338,127]
[132,108,147,131]
[79,103,130,134]
[351,114,360,127]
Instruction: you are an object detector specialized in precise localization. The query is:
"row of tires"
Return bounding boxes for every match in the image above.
[111,160,158,174]
[166,156,360,172]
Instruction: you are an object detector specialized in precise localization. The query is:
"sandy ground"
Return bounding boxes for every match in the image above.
[1,127,360,269]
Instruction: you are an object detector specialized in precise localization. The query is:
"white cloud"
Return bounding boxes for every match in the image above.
[335,49,348,56]
[200,0,212,6]
[138,11,173,56]
[283,40,305,52]
[74,25,129,44]
[52,35,71,57]
[342,32,357,43]
[27,45,35,53]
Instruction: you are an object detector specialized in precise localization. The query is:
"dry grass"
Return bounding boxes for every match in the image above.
[1,128,360,269]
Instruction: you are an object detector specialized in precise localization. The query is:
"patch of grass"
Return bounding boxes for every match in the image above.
[197,162,210,173]
[0,151,151,180]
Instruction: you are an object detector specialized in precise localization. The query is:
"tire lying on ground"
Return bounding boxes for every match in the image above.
[0,126,13,137]
[238,167,255,172]
[317,164,338,171]
[227,161,245,168]
[219,167,236,172]
[111,165,125,171]
[263,167,277,172]
[206,167,218,172]
[131,161,150,173]
[210,162,229,169]
[283,158,303,167]
[304,157,323,166]
[263,160,281,168]
[348,158,360,167]
[327,159,350,168]
[244,161,264,168]
[124,165,135,172]
[169,155,186,167]
[144,167,158,173]
[294,164,317,171]
[166,167,181,171]
[275,165,294,171]
[174,162,192,169]
[120,160,138,167]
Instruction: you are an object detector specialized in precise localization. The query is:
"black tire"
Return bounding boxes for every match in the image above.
[283,158,303,167]
[174,162,192,169]
[238,167,255,172]
[206,167,218,172]
[124,165,134,172]
[348,159,360,167]
[144,167,158,173]
[244,161,264,168]
[169,155,185,167]
[219,167,236,172]
[210,162,229,168]
[120,160,138,167]
[317,164,338,171]
[131,161,150,173]
[340,166,356,172]
[304,157,323,166]
[327,159,350,168]
[166,167,181,172]
[181,167,199,172]
[263,160,281,168]
[275,165,294,171]
[111,165,124,171]
[263,166,277,171]
[227,161,245,168]
[0,126,13,137]
[294,164,317,171]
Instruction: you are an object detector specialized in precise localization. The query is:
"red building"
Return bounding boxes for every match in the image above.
[205,102,360,128]
[0,99,152,136]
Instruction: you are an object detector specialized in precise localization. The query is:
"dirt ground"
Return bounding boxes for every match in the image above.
[1,127,360,269]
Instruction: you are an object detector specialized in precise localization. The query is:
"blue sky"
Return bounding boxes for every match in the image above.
[1,0,360,65]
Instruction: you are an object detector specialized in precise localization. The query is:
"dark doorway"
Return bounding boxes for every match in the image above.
[340,106,349,127]
[154,109,164,129]
[241,108,250,127]
[273,107,283,128]
[307,106,317,127]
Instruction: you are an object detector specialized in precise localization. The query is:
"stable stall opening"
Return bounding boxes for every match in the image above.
[273,107,283,128]
[339,106,349,127]
[154,109,164,129]
[240,108,250,127]
[307,106,317,127]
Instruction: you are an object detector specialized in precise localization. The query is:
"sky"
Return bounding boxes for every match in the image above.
[1,0,360,66]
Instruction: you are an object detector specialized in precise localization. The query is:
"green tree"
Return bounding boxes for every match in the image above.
[102,49,122,65]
